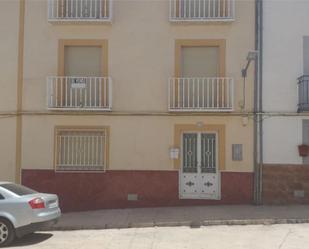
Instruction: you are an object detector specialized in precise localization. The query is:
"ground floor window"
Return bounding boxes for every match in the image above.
[55,126,109,171]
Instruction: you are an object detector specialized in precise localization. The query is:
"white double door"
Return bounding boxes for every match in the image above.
[179,132,220,200]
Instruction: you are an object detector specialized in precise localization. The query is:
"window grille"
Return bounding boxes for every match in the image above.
[55,127,108,171]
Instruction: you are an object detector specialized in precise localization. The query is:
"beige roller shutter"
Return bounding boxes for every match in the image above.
[64,46,102,76]
[181,46,219,77]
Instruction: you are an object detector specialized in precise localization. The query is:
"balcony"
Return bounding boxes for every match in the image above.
[48,0,112,23]
[169,0,235,22]
[168,77,234,112]
[298,75,309,112]
[47,76,112,111]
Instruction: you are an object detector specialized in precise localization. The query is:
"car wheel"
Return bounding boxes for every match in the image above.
[0,218,15,247]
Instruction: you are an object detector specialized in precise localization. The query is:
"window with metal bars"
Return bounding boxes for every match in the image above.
[55,127,108,171]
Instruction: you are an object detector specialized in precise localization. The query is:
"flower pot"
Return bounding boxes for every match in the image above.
[298,144,309,157]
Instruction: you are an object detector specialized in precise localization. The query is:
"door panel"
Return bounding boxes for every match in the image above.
[180,133,199,197]
[201,133,216,173]
[200,174,218,197]
[181,174,199,197]
[200,133,219,198]
[182,133,198,173]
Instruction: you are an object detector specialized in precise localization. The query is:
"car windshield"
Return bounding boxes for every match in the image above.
[1,184,37,196]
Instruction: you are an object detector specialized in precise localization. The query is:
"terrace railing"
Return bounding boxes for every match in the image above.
[169,0,235,22]
[47,76,112,111]
[48,0,112,22]
[168,77,234,111]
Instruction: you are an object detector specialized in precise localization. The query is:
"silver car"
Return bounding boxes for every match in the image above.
[0,182,61,247]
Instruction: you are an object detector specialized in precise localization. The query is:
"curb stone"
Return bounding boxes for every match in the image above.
[43,218,309,231]
[202,218,309,226]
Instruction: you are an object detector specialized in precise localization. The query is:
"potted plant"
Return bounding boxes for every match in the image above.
[298,144,309,157]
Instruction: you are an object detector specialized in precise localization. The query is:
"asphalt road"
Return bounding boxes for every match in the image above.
[10,224,309,249]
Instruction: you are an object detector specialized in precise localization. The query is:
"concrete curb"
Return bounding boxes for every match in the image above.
[44,218,309,231]
[202,218,309,226]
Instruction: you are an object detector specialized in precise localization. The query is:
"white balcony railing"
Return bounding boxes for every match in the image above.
[168,77,234,111]
[169,0,235,22]
[48,0,112,22]
[47,76,112,111]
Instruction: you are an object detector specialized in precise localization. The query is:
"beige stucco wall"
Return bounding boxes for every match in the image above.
[0,0,19,112]
[22,115,253,172]
[20,0,255,173]
[23,0,255,112]
[0,0,20,181]
[0,119,17,181]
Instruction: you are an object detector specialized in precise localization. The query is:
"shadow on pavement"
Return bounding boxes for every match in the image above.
[10,233,53,247]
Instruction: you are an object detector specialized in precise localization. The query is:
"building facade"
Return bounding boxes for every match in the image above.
[0,0,20,183]
[1,0,255,212]
[262,0,309,204]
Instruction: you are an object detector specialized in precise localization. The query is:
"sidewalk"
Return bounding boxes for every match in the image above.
[49,205,309,230]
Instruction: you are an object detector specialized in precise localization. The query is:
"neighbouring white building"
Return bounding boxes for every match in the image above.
[262,0,309,203]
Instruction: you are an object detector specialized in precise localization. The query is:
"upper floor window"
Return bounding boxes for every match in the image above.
[64,46,103,77]
[47,40,112,111]
[169,0,235,22]
[181,46,219,78]
[48,0,112,23]
[169,40,234,112]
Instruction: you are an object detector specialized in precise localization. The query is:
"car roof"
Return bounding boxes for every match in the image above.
[0,181,12,185]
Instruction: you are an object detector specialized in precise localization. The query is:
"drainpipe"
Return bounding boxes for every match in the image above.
[254,0,263,205]
[258,0,264,205]
[254,0,263,204]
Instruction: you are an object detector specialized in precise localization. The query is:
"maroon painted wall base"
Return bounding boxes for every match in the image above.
[263,164,309,204]
[22,170,253,212]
